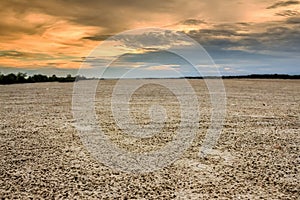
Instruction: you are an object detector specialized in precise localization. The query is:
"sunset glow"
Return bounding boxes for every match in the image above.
[0,0,299,75]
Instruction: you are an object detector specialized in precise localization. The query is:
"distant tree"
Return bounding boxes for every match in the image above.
[16,72,27,83]
[75,75,87,81]
[0,73,3,83]
[32,74,48,82]
[49,74,58,82]
[26,76,34,83]
[59,74,76,82]
[2,73,17,84]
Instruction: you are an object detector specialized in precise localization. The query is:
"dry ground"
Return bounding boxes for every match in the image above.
[0,79,299,199]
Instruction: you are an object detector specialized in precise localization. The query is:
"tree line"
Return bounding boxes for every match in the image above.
[185,74,300,79]
[220,74,300,79]
[1,72,299,84]
[0,72,87,84]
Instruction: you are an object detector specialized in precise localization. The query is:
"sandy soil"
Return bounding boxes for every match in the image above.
[0,79,299,199]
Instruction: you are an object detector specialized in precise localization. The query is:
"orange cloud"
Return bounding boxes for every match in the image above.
[0,11,100,69]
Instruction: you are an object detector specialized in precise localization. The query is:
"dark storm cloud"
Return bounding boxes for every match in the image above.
[186,20,300,53]
[184,21,300,75]
[250,25,300,52]
[275,10,300,16]
[267,1,299,9]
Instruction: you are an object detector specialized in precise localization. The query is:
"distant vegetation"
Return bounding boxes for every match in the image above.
[220,74,300,79]
[186,74,300,79]
[0,72,87,85]
[0,72,299,84]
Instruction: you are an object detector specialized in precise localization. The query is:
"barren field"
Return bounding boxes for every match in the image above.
[0,79,299,199]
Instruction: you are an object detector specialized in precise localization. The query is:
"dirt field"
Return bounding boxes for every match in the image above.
[0,79,299,199]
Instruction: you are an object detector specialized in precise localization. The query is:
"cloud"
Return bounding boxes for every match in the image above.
[145,64,180,71]
[275,10,300,16]
[178,19,300,75]
[0,50,69,61]
[82,35,113,41]
[0,50,82,69]
[197,29,239,36]
[0,0,190,35]
[0,0,263,37]
[111,30,194,50]
[0,50,26,58]
[0,11,55,41]
[286,16,300,23]
[181,19,206,25]
[186,19,300,53]
[267,1,299,9]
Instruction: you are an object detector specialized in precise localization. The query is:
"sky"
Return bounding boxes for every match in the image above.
[0,0,299,77]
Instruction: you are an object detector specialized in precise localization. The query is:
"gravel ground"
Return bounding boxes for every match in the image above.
[0,79,299,199]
